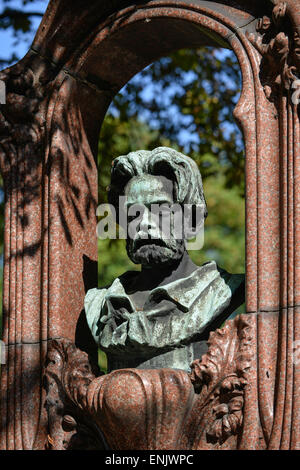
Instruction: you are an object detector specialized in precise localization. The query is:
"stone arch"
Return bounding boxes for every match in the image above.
[0,0,299,450]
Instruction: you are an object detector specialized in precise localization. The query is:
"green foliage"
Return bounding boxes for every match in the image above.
[98,115,179,204]
[112,47,244,193]
[0,267,2,334]
[189,174,245,274]
[98,238,137,289]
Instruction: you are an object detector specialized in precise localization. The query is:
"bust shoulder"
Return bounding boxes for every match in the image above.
[85,286,107,309]
[84,287,108,341]
[84,272,136,338]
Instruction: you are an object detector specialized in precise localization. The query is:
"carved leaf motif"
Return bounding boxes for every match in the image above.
[43,340,105,450]
[189,314,253,445]
[257,16,272,33]
[247,2,299,101]
[272,2,287,25]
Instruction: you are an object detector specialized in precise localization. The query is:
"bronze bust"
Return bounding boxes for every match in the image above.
[85,147,244,372]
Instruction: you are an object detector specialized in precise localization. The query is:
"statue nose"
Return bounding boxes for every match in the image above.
[139,208,154,232]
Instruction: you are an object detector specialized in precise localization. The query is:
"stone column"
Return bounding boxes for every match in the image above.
[0,51,100,449]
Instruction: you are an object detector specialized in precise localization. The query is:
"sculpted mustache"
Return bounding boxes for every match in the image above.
[133,238,168,250]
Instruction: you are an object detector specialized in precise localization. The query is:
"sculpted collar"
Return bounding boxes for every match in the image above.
[85,260,245,369]
[102,260,237,313]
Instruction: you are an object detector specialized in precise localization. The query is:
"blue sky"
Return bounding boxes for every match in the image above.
[0,0,47,64]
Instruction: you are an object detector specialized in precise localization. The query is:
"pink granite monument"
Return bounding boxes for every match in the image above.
[0,0,299,450]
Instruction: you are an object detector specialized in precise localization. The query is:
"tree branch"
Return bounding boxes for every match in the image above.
[0,8,43,20]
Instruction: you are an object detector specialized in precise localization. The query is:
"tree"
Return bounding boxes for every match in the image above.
[111,47,243,190]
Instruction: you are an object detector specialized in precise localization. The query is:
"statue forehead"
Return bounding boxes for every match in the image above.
[125,174,174,203]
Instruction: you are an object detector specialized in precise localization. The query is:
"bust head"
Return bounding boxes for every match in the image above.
[124,173,185,266]
[108,147,207,268]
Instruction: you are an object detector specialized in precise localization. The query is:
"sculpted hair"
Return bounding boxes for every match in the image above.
[108,147,208,225]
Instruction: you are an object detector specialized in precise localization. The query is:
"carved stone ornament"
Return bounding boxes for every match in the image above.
[247,1,300,101]
[0,55,56,182]
[44,314,254,450]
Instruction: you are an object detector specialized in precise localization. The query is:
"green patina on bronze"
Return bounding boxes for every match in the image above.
[85,147,245,372]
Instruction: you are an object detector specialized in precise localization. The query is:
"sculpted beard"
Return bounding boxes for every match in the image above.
[126,237,185,266]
